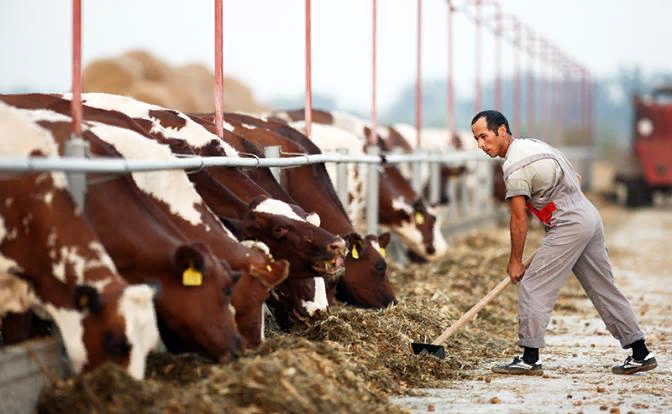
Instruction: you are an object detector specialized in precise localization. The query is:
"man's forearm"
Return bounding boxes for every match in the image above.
[510,213,528,263]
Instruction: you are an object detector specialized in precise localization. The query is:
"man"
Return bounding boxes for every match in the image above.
[471,110,657,376]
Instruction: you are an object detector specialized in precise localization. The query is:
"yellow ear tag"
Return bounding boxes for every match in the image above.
[378,247,386,257]
[182,267,203,286]
[351,246,359,259]
[266,265,272,272]
[415,212,425,225]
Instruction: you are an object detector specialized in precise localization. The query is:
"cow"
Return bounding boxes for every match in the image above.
[52,93,342,331]
[211,112,397,309]
[1,98,245,360]
[268,109,448,263]
[0,101,160,379]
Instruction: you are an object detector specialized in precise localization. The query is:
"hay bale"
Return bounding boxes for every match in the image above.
[121,50,171,82]
[170,63,216,112]
[222,75,268,113]
[124,80,179,110]
[81,58,140,94]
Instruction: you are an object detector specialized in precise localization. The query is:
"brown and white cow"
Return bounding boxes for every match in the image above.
[2,100,245,360]
[213,112,397,309]
[0,101,160,379]
[52,93,341,331]
[269,109,448,262]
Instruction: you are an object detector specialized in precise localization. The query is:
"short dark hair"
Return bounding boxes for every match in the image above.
[471,110,512,135]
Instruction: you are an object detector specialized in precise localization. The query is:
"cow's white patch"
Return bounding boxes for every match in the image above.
[6,228,18,240]
[301,277,328,316]
[385,221,425,256]
[88,121,204,226]
[64,92,238,156]
[118,284,160,380]
[376,126,390,140]
[0,104,69,189]
[228,304,236,317]
[306,212,321,227]
[431,220,449,259]
[270,112,292,122]
[43,192,54,204]
[5,198,13,208]
[240,240,271,257]
[260,305,265,342]
[242,124,255,129]
[88,242,118,273]
[291,121,368,223]
[0,217,23,275]
[52,246,86,283]
[253,198,307,223]
[391,196,414,215]
[46,305,88,374]
[371,240,381,254]
[0,273,35,317]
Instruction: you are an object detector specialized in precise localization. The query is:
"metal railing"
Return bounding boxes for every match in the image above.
[0,145,594,239]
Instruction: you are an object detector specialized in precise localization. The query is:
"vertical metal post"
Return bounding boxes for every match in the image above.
[447,172,457,221]
[429,161,441,205]
[415,0,423,147]
[336,148,349,209]
[447,1,455,131]
[460,169,469,219]
[494,5,502,110]
[366,146,380,236]
[66,0,87,211]
[264,146,282,182]
[304,0,313,138]
[526,29,535,137]
[369,0,378,145]
[64,137,89,211]
[214,0,224,138]
[513,20,521,136]
[411,158,423,193]
[474,0,481,113]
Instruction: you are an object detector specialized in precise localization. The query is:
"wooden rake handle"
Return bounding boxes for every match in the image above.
[431,250,538,346]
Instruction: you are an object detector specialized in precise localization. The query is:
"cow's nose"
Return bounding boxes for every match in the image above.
[326,237,346,254]
[426,245,436,255]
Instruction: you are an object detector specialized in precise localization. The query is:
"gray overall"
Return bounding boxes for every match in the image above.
[503,139,645,349]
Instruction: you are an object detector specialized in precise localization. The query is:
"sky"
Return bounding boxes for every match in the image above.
[1,0,671,113]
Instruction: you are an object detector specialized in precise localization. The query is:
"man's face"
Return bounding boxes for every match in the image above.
[472,117,507,158]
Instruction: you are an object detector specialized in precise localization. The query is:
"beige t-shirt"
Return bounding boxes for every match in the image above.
[502,139,563,201]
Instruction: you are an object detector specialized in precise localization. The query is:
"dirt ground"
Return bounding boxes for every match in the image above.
[391,198,672,414]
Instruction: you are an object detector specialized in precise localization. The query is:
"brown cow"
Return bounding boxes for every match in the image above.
[0,101,160,379]
[269,109,448,263]
[1,100,244,361]
[213,113,397,309]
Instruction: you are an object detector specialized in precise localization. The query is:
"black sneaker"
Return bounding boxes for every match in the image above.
[612,353,658,375]
[492,356,543,376]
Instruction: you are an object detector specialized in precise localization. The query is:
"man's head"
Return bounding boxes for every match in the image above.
[471,110,513,158]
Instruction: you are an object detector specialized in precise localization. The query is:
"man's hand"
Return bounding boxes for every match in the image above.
[508,257,526,284]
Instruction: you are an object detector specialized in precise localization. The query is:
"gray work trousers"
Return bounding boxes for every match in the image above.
[518,199,645,349]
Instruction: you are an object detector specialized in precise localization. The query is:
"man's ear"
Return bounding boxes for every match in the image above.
[498,123,507,136]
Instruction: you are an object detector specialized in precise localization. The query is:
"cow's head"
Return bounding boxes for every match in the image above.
[231,241,290,348]
[265,276,329,330]
[222,195,347,281]
[71,281,160,379]
[152,242,242,362]
[378,165,448,262]
[336,232,396,308]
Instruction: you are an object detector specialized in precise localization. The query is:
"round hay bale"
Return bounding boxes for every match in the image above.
[125,80,179,110]
[121,50,171,82]
[170,63,215,112]
[222,76,259,112]
[163,81,202,113]
[81,58,140,94]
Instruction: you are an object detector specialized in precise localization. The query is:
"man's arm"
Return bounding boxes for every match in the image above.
[508,195,528,283]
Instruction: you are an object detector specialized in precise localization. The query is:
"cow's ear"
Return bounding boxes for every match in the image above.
[219,216,247,238]
[378,232,391,249]
[342,232,363,250]
[73,285,103,314]
[174,244,206,287]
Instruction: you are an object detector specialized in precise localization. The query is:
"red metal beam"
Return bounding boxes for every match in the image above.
[304,0,313,138]
[214,0,224,138]
[474,0,481,113]
[447,1,455,131]
[415,0,423,147]
[526,27,535,136]
[71,0,82,136]
[369,0,378,145]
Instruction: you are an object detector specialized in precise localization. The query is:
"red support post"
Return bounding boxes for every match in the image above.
[304,0,313,138]
[447,1,455,131]
[539,39,547,140]
[494,4,502,110]
[474,0,481,113]
[369,0,378,145]
[526,28,535,136]
[214,0,224,138]
[415,0,422,147]
[513,19,521,136]
[71,0,82,136]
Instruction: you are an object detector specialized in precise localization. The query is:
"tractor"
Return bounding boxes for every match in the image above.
[614,84,672,207]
